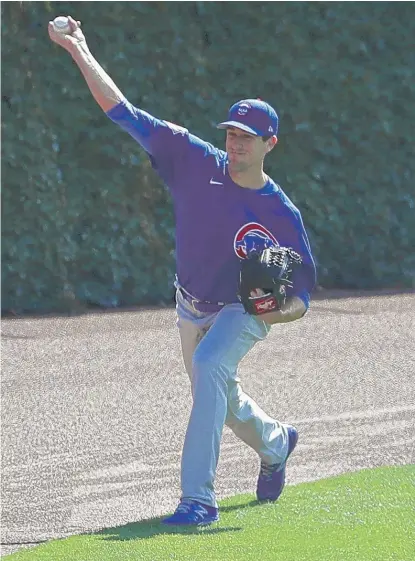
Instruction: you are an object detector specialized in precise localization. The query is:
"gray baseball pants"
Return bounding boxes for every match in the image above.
[176,288,290,508]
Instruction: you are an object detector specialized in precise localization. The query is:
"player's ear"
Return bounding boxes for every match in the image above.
[268,136,278,153]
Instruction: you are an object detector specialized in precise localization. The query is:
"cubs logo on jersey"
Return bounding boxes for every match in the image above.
[233,222,278,259]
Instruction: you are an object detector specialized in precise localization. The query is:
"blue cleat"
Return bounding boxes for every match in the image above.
[256,425,299,502]
[162,499,219,526]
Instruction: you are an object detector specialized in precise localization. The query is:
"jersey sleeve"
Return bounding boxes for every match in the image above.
[278,211,317,309]
[106,99,196,185]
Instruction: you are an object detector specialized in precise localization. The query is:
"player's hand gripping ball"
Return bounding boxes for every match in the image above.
[48,15,85,53]
[238,246,302,315]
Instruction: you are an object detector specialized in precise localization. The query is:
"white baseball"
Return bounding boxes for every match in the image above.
[53,16,71,34]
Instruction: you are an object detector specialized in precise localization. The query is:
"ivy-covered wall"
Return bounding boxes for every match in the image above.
[2,2,414,313]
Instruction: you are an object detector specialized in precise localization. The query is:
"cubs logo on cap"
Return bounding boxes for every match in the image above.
[237,102,251,116]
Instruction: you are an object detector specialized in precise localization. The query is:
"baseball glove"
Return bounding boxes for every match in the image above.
[237,247,302,315]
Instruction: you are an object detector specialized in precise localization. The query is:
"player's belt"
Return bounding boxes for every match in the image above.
[177,287,227,314]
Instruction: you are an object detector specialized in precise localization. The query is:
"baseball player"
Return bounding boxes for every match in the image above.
[49,17,316,526]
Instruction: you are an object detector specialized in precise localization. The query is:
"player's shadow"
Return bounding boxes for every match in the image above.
[95,521,241,542]
[94,500,259,542]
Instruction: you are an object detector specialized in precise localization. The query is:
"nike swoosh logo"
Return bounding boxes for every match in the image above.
[210,178,223,185]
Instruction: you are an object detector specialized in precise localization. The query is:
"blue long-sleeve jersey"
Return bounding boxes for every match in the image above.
[107,99,316,308]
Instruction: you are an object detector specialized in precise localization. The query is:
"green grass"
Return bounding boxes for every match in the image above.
[4,465,414,561]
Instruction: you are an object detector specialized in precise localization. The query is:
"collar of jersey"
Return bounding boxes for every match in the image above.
[225,166,279,195]
[256,180,279,195]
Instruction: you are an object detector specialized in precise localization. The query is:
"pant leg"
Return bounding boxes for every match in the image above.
[179,302,289,508]
[225,379,289,465]
[177,297,289,468]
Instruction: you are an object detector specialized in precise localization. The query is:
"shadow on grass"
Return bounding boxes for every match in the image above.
[95,520,241,542]
[94,500,260,542]
[220,499,260,513]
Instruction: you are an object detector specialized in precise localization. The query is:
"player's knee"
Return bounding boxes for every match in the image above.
[227,385,243,415]
[225,391,245,427]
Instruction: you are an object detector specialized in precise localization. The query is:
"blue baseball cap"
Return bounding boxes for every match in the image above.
[217,99,279,137]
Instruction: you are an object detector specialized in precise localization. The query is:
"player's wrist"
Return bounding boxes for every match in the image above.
[70,40,91,60]
[261,298,306,325]
[261,309,285,325]
[281,297,307,320]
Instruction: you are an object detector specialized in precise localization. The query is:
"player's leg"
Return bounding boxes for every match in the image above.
[162,289,221,525]
[177,306,288,466]
[180,303,276,508]
[225,377,290,465]
[169,292,295,525]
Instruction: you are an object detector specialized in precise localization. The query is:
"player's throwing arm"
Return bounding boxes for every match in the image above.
[48,15,125,112]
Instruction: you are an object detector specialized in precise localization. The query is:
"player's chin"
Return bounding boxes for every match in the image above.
[228,158,249,173]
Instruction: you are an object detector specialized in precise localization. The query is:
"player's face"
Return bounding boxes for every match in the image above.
[226,127,271,172]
